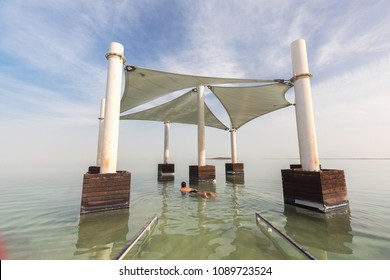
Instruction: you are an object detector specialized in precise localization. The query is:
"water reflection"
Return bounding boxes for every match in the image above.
[226,174,245,185]
[113,177,354,260]
[74,209,129,259]
[283,204,353,259]
[221,183,287,259]
[129,181,213,259]
[190,181,217,193]
[134,180,298,259]
[157,180,173,236]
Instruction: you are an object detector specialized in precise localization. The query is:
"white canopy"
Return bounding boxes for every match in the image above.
[120,65,275,113]
[209,83,293,129]
[120,89,229,130]
[120,65,293,130]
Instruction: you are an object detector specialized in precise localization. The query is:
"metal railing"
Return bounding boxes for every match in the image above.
[114,214,158,260]
[255,212,316,260]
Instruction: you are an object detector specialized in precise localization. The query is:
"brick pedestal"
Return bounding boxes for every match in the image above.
[157,163,175,181]
[189,165,216,182]
[281,168,348,212]
[225,163,244,175]
[81,169,131,214]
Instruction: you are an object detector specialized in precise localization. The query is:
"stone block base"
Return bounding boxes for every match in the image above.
[81,170,131,214]
[189,165,216,182]
[281,167,348,212]
[225,163,244,175]
[158,163,175,181]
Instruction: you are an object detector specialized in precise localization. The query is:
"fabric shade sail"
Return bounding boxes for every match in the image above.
[120,89,229,130]
[209,83,293,129]
[120,65,275,113]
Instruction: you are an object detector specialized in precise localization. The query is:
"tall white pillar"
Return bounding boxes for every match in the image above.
[96,98,106,167]
[197,85,206,166]
[230,128,237,164]
[163,121,170,164]
[291,39,320,171]
[101,42,125,174]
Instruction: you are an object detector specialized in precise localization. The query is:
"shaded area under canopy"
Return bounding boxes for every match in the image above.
[120,89,228,130]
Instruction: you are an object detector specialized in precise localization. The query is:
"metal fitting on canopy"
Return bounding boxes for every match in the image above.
[125,65,136,72]
[105,51,126,63]
[290,72,313,83]
[274,79,294,86]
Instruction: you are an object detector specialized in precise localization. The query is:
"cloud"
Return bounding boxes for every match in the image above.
[1,0,390,162]
[312,54,390,157]
[311,2,390,74]
[0,1,118,127]
[0,72,99,127]
[156,1,292,77]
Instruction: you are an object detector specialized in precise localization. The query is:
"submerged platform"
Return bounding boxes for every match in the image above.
[281,166,348,212]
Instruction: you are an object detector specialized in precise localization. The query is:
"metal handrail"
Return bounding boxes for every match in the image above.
[255,212,316,260]
[114,214,158,260]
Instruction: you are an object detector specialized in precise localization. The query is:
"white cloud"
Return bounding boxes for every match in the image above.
[312,54,390,157]
[1,0,390,165]
[0,73,98,126]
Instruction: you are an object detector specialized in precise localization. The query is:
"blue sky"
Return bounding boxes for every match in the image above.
[1,0,389,173]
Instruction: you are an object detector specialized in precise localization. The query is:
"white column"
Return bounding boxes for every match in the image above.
[163,121,170,164]
[197,85,206,166]
[230,128,237,164]
[291,39,320,171]
[101,42,125,174]
[96,98,106,167]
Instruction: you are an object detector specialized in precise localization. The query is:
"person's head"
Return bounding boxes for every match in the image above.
[181,181,186,188]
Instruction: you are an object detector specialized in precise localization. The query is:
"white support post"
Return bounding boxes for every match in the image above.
[101,42,125,174]
[96,98,106,167]
[163,121,170,164]
[291,39,320,171]
[197,85,206,166]
[230,128,237,164]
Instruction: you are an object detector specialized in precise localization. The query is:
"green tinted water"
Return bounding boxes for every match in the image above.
[1,159,389,259]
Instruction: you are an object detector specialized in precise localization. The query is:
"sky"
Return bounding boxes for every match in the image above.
[0,0,389,173]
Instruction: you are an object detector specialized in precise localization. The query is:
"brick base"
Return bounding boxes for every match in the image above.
[157,163,175,181]
[225,163,244,175]
[281,168,348,212]
[81,169,131,214]
[189,165,216,182]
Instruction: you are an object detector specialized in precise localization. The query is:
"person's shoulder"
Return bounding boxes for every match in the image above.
[181,187,195,192]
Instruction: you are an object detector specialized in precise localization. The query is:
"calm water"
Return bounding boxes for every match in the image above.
[0,158,389,260]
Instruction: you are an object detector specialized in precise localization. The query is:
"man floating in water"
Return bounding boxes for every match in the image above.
[180,181,216,199]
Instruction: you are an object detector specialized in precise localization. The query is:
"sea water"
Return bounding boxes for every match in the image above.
[0,158,389,260]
